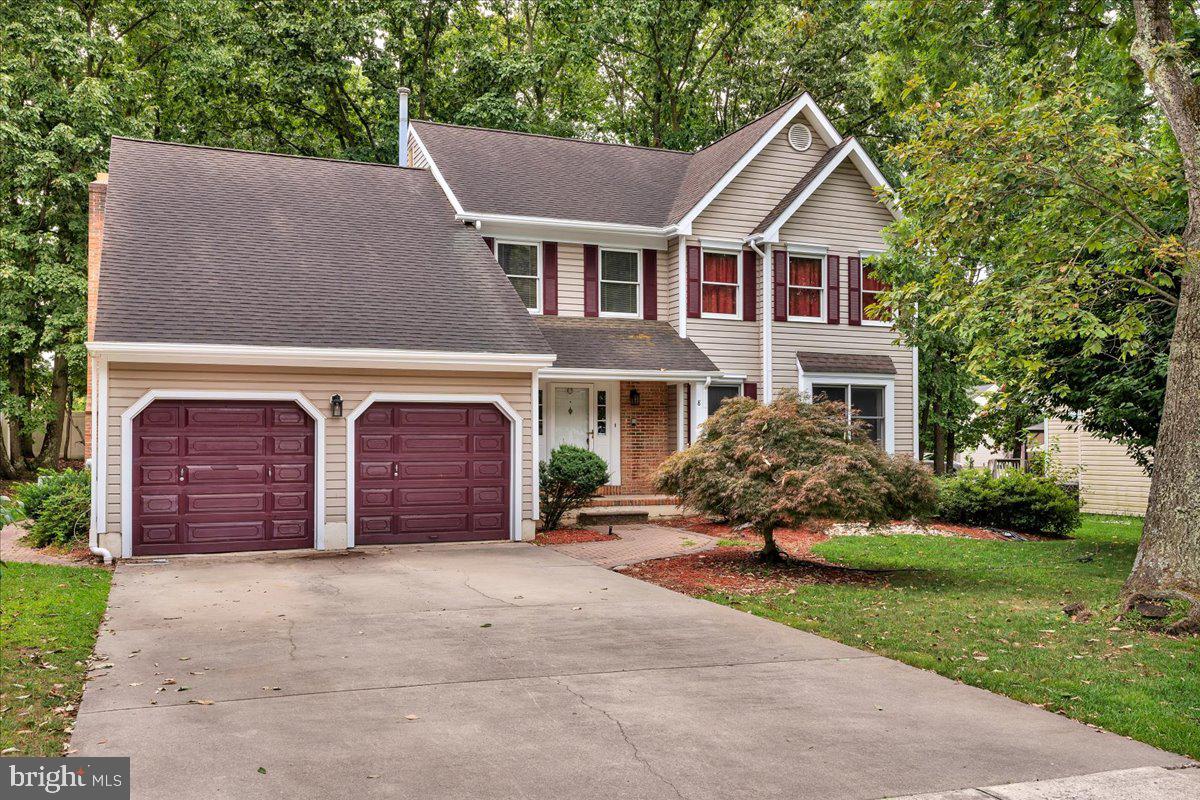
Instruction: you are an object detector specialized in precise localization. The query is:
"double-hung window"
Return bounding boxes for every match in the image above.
[600,249,640,317]
[811,384,887,446]
[860,252,889,324]
[497,242,540,312]
[701,249,740,318]
[787,254,824,321]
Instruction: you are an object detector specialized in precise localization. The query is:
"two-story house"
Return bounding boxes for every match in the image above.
[83,92,916,560]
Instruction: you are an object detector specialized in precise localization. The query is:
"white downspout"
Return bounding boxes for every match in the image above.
[748,236,772,402]
[88,354,112,564]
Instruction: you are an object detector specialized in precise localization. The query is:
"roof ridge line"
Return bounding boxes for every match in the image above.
[413,120,693,156]
[690,93,807,155]
[109,136,417,170]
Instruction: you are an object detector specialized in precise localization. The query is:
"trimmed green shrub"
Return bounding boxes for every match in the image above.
[539,445,610,531]
[16,469,92,547]
[937,468,1080,536]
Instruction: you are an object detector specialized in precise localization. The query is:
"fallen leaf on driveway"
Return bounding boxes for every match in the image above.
[404,715,419,721]
[188,699,214,705]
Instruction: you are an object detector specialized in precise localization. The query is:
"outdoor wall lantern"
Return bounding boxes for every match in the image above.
[330,394,343,418]
[629,387,641,407]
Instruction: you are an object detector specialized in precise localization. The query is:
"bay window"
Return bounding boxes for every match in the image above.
[497,242,540,312]
[701,250,740,317]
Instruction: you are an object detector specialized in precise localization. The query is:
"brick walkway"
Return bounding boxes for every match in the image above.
[548,523,718,568]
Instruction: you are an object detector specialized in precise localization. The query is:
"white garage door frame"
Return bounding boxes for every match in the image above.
[345,393,523,548]
[119,390,327,558]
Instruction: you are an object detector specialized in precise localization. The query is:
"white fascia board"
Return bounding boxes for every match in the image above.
[409,128,465,215]
[760,140,898,244]
[87,341,556,371]
[470,215,670,250]
[675,94,843,231]
[540,367,722,383]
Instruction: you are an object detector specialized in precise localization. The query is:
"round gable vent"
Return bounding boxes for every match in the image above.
[788,123,813,152]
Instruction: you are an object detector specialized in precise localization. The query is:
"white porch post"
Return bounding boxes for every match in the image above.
[675,382,688,450]
[761,243,774,402]
[689,380,708,443]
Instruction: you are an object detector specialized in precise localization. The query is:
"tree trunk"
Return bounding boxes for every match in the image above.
[932,423,947,475]
[36,353,70,469]
[757,524,783,562]
[1125,0,1200,633]
[946,429,956,473]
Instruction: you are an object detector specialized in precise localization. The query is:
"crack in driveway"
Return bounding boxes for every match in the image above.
[551,676,687,800]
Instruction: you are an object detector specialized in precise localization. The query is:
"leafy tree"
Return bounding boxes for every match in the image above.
[655,393,936,561]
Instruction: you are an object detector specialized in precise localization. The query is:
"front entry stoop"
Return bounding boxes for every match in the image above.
[576,508,650,526]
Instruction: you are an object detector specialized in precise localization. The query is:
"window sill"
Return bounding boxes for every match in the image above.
[862,319,892,328]
[599,311,641,320]
[786,315,825,324]
[699,312,742,321]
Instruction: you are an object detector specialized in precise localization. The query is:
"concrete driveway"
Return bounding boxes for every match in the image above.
[72,542,1187,800]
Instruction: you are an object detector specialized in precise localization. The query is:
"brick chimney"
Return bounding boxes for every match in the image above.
[84,172,108,460]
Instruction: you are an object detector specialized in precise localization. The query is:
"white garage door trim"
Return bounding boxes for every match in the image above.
[346,393,524,547]
[119,390,327,558]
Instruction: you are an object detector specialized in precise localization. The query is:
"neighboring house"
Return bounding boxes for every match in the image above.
[1045,418,1151,516]
[84,92,917,559]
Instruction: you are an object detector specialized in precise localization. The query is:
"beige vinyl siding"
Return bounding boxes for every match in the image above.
[777,161,891,262]
[691,125,830,239]
[555,243,585,316]
[1046,418,1150,516]
[102,363,537,544]
[407,140,429,169]
[663,237,681,329]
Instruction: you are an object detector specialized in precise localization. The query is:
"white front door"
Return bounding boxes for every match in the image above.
[552,386,591,450]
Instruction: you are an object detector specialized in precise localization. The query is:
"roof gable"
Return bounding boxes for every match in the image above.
[96,138,550,355]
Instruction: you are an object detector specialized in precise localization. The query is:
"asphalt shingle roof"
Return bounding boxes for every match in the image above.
[534,317,718,373]
[95,138,550,355]
[796,351,897,375]
[412,98,799,227]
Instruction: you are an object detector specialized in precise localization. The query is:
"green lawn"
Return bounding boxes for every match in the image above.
[1,562,111,756]
[707,515,1200,759]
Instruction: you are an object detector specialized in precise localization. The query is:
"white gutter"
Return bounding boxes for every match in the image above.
[540,367,722,383]
[456,212,676,238]
[86,341,556,372]
[747,235,772,401]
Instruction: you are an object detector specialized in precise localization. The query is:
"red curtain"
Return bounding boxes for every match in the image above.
[788,288,821,317]
[702,252,738,314]
[789,257,821,287]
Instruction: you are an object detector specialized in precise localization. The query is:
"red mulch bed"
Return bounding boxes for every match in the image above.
[533,528,617,546]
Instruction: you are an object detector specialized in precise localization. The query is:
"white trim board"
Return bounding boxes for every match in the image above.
[408,127,465,215]
[344,393,525,546]
[118,390,327,559]
[540,367,721,383]
[87,341,556,372]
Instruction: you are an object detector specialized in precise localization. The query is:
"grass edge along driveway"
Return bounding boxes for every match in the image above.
[1,561,111,756]
[706,515,1200,760]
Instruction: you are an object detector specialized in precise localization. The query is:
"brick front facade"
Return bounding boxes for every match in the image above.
[617,381,676,493]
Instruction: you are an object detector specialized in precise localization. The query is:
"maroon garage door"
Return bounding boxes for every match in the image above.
[132,400,315,555]
[355,402,510,544]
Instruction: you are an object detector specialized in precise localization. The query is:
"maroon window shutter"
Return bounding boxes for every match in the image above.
[686,246,701,318]
[848,256,862,325]
[542,242,558,315]
[483,236,495,253]
[583,244,599,317]
[741,249,757,322]
[642,249,658,320]
[827,254,841,325]
[743,382,758,400]
[772,249,787,322]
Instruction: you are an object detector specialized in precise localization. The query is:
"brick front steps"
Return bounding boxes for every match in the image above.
[586,494,679,508]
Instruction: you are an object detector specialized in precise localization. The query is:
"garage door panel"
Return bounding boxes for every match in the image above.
[139,436,179,458]
[397,407,470,427]
[133,400,314,555]
[186,406,269,428]
[273,463,309,483]
[185,492,266,514]
[398,433,469,453]
[186,435,268,457]
[187,464,266,484]
[399,461,467,480]
[358,434,394,454]
[186,520,267,542]
[139,465,177,485]
[355,402,510,545]
[398,487,469,506]
[140,494,179,514]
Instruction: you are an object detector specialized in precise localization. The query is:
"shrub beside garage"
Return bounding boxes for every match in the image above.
[13,468,91,548]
